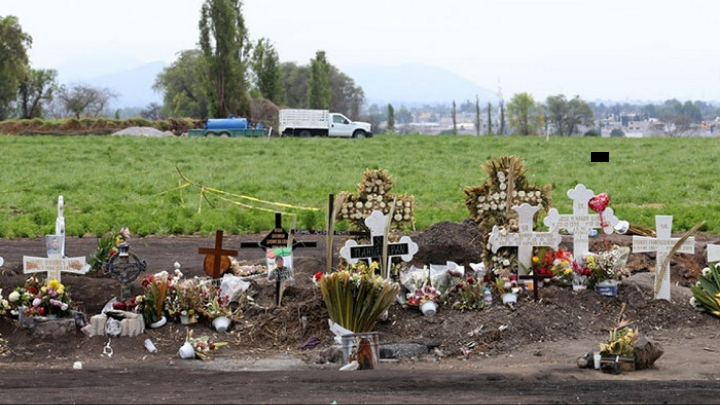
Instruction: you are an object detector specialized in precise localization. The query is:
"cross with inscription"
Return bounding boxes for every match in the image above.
[240,212,318,253]
[198,230,239,279]
[632,215,695,301]
[339,210,418,273]
[543,184,619,260]
[488,203,562,276]
[23,256,88,284]
[707,244,720,264]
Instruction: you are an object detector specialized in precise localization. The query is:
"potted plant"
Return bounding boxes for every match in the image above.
[179,329,228,360]
[598,318,639,373]
[586,246,631,296]
[406,282,442,316]
[451,275,487,311]
[174,279,204,325]
[690,263,720,317]
[493,273,521,305]
[198,283,237,332]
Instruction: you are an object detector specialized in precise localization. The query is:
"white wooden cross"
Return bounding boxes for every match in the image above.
[23,256,88,284]
[488,203,562,276]
[543,184,619,261]
[56,195,66,257]
[339,210,418,273]
[632,215,695,301]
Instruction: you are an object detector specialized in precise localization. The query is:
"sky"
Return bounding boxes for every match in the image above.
[4,0,720,102]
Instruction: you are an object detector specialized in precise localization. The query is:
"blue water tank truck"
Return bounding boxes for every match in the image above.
[188,116,264,137]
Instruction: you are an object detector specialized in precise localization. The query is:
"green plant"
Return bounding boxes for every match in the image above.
[600,318,639,357]
[451,275,486,311]
[319,263,399,333]
[87,227,130,273]
[690,263,720,317]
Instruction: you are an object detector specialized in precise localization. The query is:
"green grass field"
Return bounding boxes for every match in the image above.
[1,134,719,237]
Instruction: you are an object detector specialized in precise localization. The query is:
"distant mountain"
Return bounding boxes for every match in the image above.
[340,63,499,108]
[84,61,168,109]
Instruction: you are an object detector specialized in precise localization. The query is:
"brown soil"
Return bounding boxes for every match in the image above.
[1,222,720,404]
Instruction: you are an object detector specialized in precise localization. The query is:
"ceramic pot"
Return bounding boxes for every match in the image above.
[421,301,437,317]
[501,293,518,304]
[149,316,167,329]
[178,341,195,359]
[212,316,231,332]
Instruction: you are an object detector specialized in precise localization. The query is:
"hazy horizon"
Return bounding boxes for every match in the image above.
[4,0,720,103]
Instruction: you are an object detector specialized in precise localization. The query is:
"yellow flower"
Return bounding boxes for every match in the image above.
[48,279,62,291]
[563,268,572,275]
[532,256,539,264]
[57,288,65,295]
[41,286,47,293]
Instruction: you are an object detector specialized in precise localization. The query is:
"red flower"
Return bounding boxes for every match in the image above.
[28,287,37,294]
[466,277,475,285]
[314,271,322,281]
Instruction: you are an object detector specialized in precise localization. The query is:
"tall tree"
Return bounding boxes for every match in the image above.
[0,15,32,119]
[250,38,285,105]
[199,0,251,118]
[486,102,492,135]
[153,49,208,118]
[17,68,58,119]
[545,94,568,136]
[328,65,363,117]
[451,100,458,135]
[507,92,544,136]
[56,83,116,119]
[281,62,309,108]
[387,103,395,133]
[474,95,481,136]
[564,96,594,136]
[307,50,332,110]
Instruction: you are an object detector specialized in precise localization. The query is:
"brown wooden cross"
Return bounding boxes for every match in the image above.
[517,271,554,303]
[198,230,238,279]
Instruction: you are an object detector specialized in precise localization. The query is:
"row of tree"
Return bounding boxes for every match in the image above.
[1,0,365,124]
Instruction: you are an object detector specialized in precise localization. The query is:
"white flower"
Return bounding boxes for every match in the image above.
[492,193,500,200]
[499,203,506,211]
[478,196,485,202]
[690,297,698,307]
[512,191,518,197]
[499,183,507,190]
[8,291,20,303]
[702,267,711,277]
[500,192,506,199]
[518,190,526,197]
[502,259,510,266]
[61,303,69,311]
[491,203,498,210]
[32,298,41,307]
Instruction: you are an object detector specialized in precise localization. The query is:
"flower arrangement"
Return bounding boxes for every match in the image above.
[7,275,41,315]
[600,318,639,358]
[112,296,138,312]
[24,279,73,318]
[173,278,205,324]
[451,275,486,311]
[571,259,592,287]
[0,289,10,316]
[136,271,171,324]
[319,261,399,333]
[88,227,130,272]
[406,282,441,307]
[185,329,228,360]
[585,246,631,285]
[690,263,720,317]
[493,272,520,296]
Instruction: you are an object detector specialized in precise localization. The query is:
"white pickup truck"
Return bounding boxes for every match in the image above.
[278,109,373,138]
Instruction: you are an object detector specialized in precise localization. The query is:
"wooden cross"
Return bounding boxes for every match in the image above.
[518,271,554,302]
[543,184,619,260]
[240,212,317,252]
[339,210,418,275]
[488,203,562,276]
[632,215,695,301]
[707,244,720,264]
[23,256,88,284]
[199,230,238,279]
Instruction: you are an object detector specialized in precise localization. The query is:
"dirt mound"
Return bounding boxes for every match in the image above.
[409,219,484,268]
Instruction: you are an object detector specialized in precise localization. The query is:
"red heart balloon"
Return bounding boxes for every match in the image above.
[589,193,609,213]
